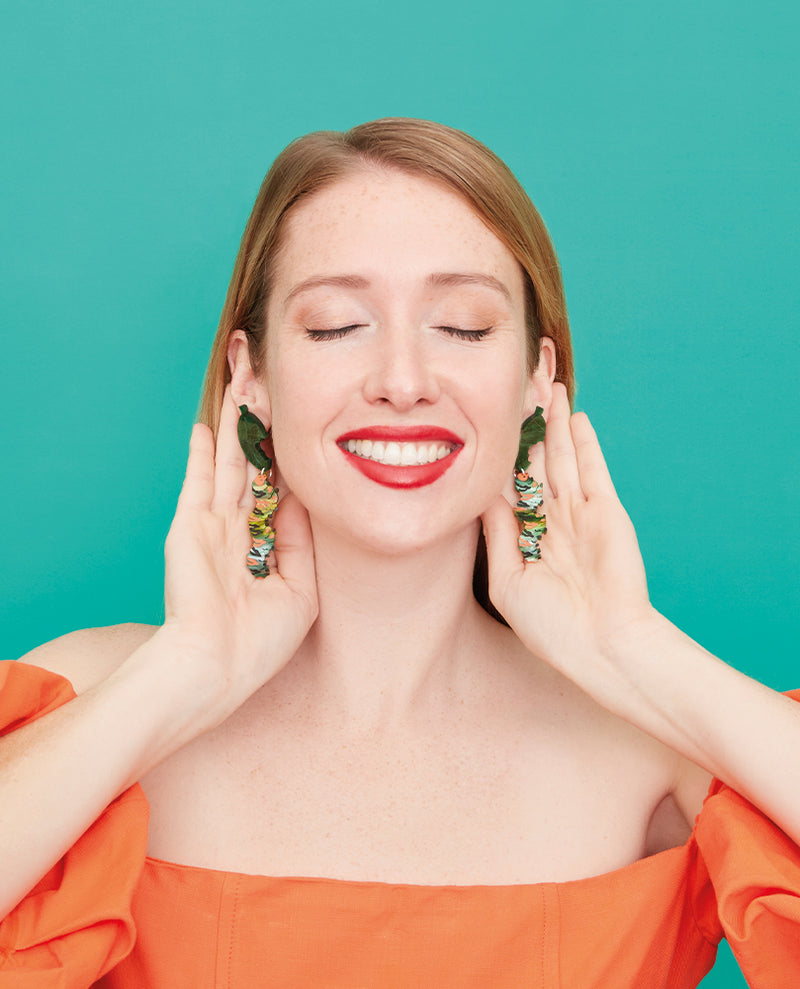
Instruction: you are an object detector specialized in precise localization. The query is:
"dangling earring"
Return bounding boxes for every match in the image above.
[514,407,547,562]
[237,405,278,578]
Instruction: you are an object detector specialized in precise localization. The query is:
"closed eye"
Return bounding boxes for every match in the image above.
[304,324,365,341]
[437,326,493,340]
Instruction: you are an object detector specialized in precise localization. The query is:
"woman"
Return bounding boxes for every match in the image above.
[1,118,798,987]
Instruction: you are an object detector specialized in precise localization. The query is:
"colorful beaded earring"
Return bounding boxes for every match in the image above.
[237,405,278,578]
[514,407,547,562]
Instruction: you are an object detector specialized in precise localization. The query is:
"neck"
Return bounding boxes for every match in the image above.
[294,519,496,726]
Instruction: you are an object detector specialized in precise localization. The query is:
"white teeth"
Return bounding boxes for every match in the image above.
[384,442,402,465]
[344,439,456,466]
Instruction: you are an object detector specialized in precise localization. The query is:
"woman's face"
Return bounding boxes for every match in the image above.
[258,167,554,554]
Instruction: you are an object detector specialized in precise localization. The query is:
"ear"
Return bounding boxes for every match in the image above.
[227,330,272,428]
[523,336,556,418]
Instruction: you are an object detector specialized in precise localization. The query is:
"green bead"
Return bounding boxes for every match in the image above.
[252,474,272,500]
[518,515,547,562]
[246,542,271,578]
[248,512,268,539]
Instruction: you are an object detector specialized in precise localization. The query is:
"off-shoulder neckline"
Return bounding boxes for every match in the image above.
[142,835,695,892]
[8,660,705,894]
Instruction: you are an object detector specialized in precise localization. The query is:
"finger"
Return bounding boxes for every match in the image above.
[212,387,249,511]
[481,493,525,596]
[526,439,552,501]
[544,383,582,498]
[570,413,618,499]
[269,494,318,613]
[175,424,215,513]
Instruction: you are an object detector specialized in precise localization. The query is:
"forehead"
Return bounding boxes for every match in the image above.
[271,168,525,300]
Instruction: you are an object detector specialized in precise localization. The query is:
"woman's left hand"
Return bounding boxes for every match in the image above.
[484,384,800,848]
[481,382,655,681]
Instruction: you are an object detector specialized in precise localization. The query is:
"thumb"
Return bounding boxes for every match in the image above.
[481,494,524,598]
[270,494,318,618]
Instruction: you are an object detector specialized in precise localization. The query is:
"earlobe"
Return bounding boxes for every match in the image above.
[227,330,272,427]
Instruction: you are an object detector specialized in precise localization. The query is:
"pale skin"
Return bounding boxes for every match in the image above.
[3,169,799,918]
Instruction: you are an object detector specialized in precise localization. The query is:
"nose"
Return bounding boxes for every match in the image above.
[362,325,441,411]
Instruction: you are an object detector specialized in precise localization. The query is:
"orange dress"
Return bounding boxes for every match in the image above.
[2,661,800,988]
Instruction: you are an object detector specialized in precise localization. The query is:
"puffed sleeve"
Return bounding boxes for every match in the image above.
[0,661,149,988]
[692,690,800,989]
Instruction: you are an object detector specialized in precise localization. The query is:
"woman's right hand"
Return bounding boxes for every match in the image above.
[0,391,316,920]
[158,386,318,724]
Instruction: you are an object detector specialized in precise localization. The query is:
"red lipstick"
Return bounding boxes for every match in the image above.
[337,426,462,443]
[336,426,463,489]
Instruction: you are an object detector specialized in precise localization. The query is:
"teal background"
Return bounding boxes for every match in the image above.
[1,1,797,982]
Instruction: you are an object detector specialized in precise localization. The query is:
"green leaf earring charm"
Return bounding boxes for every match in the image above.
[237,405,272,473]
[515,407,546,474]
[238,405,278,577]
[514,407,547,562]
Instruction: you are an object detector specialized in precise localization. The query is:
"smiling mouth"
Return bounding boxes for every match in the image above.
[336,428,463,489]
[341,438,456,466]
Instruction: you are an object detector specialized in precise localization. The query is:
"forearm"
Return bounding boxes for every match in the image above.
[0,633,222,918]
[587,608,800,842]
[485,392,800,839]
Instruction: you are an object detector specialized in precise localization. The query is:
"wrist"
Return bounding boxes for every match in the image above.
[596,605,672,666]
[109,627,231,756]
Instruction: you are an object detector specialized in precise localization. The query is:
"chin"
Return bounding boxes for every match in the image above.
[318,510,482,562]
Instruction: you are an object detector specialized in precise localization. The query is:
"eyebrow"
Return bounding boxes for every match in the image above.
[283,271,513,306]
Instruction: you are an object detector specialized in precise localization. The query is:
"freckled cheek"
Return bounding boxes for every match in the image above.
[486,425,523,480]
[474,389,528,478]
[266,382,344,495]
[268,419,322,504]
[468,400,514,452]
[269,396,317,459]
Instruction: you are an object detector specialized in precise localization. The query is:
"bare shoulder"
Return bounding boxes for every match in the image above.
[18,623,159,694]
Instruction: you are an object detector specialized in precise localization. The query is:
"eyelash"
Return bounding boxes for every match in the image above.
[304,324,365,341]
[304,325,493,341]
[437,325,493,341]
